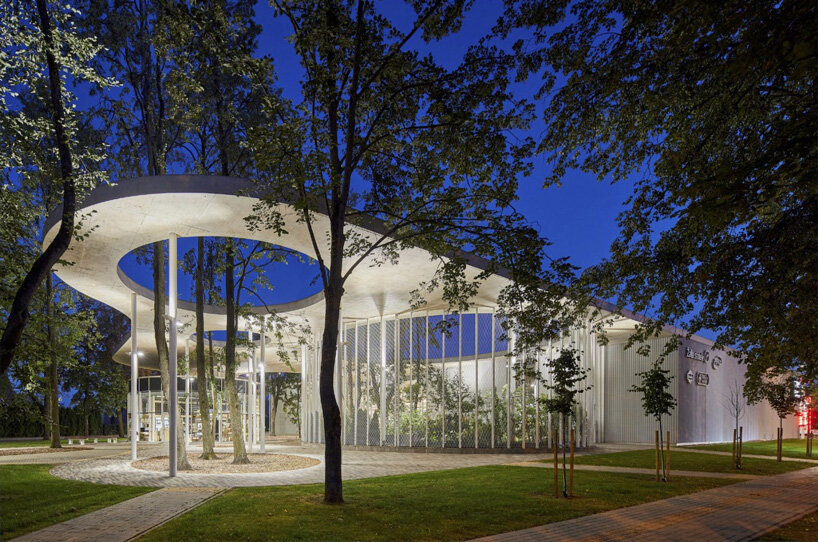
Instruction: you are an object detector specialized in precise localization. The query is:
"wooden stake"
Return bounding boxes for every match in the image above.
[655,430,660,482]
[569,428,575,498]
[732,428,737,467]
[666,430,671,482]
[553,429,559,498]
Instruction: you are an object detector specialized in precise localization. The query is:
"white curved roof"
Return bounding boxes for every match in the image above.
[43,175,517,370]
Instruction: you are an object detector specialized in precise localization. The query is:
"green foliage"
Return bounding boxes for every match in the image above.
[746,372,801,422]
[541,347,590,418]
[502,1,817,383]
[631,362,677,422]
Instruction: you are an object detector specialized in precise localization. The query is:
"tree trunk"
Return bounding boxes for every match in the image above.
[320,261,344,503]
[196,237,216,459]
[658,417,667,482]
[270,400,277,437]
[117,408,125,438]
[225,238,249,464]
[46,274,61,447]
[561,413,568,497]
[153,241,192,470]
[0,0,76,375]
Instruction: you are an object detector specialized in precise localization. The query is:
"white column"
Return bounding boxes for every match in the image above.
[130,293,138,461]
[185,339,190,445]
[379,316,386,445]
[259,317,266,453]
[474,307,479,448]
[248,328,255,452]
[168,233,178,477]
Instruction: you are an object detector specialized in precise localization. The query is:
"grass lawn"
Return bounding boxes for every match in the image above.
[688,438,815,460]
[564,449,811,476]
[0,464,154,540]
[141,465,736,541]
[0,438,125,449]
[758,512,817,541]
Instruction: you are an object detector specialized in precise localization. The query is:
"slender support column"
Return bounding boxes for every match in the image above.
[535,349,540,448]
[366,318,371,446]
[168,233,178,477]
[394,315,399,446]
[441,313,446,447]
[259,317,266,453]
[354,323,359,445]
[408,312,413,447]
[474,307,479,448]
[458,313,462,448]
[490,309,495,448]
[248,329,255,452]
[506,331,516,448]
[424,312,429,448]
[130,293,138,461]
[380,316,386,445]
[185,339,190,445]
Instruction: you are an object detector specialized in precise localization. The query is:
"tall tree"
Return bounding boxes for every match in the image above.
[194,237,217,458]
[503,1,817,381]
[249,1,578,502]
[0,0,112,374]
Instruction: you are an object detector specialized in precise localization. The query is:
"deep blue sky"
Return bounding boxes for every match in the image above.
[119,2,633,307]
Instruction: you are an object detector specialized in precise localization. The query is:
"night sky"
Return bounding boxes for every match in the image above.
[120,2,635,312]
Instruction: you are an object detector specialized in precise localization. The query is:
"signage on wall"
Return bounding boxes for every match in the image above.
[711,356,723,370]
[695,372,710,386]
[685,346,710,363]
[686,370,695,384]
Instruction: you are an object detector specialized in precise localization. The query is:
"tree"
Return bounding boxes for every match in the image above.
[503,1,817,382]
[267,372,299,436]
[194,237,216,459]
[0,0,112,374]
[723,380,746,438]
[541,346,590,497]
[746,371,800,461]
[248,0,575,504]
[282,374,302,439]
[631,361,677,482]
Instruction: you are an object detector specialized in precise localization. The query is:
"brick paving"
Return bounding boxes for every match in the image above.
[472,466,818,542]
[11,487,224,542]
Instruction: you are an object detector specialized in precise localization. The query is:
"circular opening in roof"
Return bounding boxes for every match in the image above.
[117,237,324,308]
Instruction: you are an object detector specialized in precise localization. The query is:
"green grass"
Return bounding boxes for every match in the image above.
[564,449,811,476]
[0,438,125,449]
[758,512,817,541]
[141,466,736,541]
[688,438,815,460]
[0,464,154,540]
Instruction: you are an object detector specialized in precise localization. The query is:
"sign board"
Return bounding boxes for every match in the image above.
[711,356,723,370]
[695,372,710,386]
[685,346,710,363]
[686,370,695,384]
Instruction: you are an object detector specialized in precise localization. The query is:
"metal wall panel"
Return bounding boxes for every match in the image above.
[603,337,679,444]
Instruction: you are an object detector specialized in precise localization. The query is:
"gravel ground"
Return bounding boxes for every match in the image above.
[0,446,94,456]
[132,453,319,474]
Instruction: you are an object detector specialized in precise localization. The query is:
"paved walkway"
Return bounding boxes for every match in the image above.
[509,460,761,480]
[46,443,552,487]
[473,466,818,542]
[12,487,224,542]
[672,446,818,464]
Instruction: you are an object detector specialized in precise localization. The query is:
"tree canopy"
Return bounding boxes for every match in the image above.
[503,0,817,385]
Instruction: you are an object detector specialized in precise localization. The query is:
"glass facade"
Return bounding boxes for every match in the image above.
[302,308,604,450]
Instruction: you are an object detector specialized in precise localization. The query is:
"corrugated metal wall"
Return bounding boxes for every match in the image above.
[603,337,678,444]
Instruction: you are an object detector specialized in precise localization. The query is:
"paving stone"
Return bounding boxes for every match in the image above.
[472,466,818,542]
[12,487,223,542]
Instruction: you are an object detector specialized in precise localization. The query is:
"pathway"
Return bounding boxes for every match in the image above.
[11,487,224,542]
[473,466,818,542]
[47,443,551,487]
[508,460,760,480]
